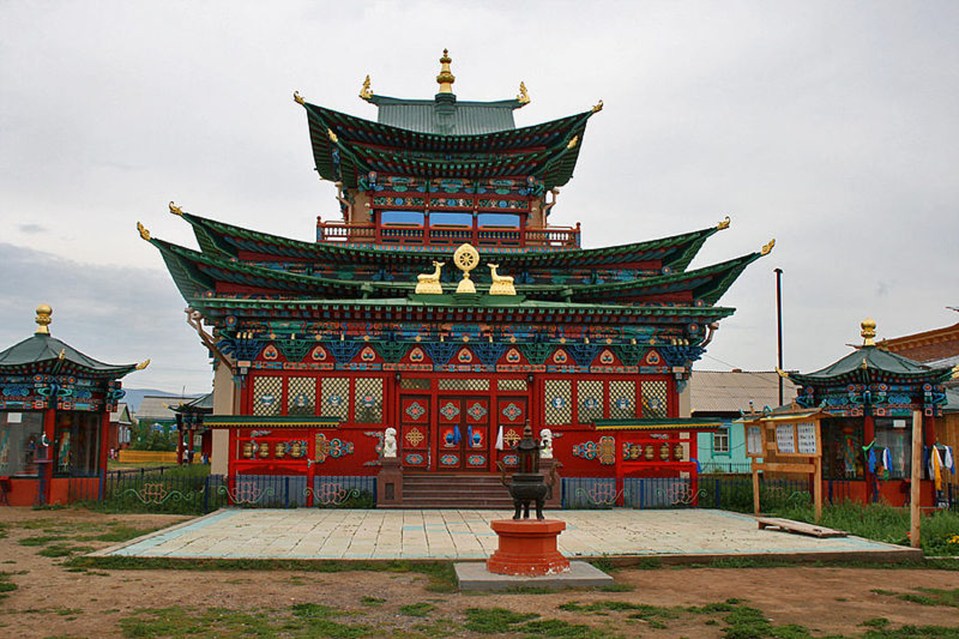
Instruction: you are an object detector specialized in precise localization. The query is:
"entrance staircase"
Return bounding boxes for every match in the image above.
[390,472,516,510]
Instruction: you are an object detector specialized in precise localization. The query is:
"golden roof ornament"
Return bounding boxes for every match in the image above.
[169,201,184,216]
[327,128,338,144]
[516,81,530,105]
[35,304,52,336]
[487,264,516,296]
[453,243,479,294]
[592,99,604,113]
[861,317,877,347]
[293,91,305,105]
[359,75,373,100]
[717,216,731,230]
[415,261,445,295]
[136,359,151,370]
[761,238,775,255]
[137,222,151,241]
[436,48,455,94]
[567,135,579,150]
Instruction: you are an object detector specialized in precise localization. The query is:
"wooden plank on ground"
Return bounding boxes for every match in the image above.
[757,517,847,538]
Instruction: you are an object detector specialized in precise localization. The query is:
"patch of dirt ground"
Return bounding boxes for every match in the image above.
[1,507,957,638]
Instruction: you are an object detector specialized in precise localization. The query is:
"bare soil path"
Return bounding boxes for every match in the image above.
[1,508,956,638]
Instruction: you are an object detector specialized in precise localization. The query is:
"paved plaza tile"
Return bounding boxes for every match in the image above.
[94,508,918,562]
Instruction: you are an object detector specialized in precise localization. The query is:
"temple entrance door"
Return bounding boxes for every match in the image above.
[399,395,430,470]
[436,396,490,471]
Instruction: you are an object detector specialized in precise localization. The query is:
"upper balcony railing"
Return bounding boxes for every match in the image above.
[316,219,581,250]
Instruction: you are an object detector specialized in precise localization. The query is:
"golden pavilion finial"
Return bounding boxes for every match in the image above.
[516,81,530,105]
[436,48,455,94]
[453,243,479,294]
[567,135,579,150]
[592,99,604,113]
[359,75,373,101]
[136,359,151,370]
[761,238,775,255]
[717,215,731,230]
[137,222,151,241]
[169,201,183,216]
[293,91,305,105]
[35,304,52,336]
[861,317,877,347]
[327,128,338,144]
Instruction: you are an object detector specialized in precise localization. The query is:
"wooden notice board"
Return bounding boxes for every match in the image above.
[743,411,825,521]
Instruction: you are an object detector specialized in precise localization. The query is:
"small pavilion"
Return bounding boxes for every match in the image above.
[170,393,213,464]
[782,319,955,506]
[0,305,147,505]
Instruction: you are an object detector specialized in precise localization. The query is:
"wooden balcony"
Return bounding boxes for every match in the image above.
[316,219,581,249]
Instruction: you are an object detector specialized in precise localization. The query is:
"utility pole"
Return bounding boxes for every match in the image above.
[774,268,784,406]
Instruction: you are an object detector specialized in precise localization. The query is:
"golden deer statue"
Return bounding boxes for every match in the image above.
[487,264,517,296]
[415,261,445,295]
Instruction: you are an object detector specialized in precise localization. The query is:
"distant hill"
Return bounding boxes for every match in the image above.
[122,389,184,413]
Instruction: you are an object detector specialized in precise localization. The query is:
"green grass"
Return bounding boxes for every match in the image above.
[464,607,539,633]
[399,602,435,617]
[118,604,372,639]
[359,596,385,606]
[0,572,18,600]
[872,587,959,609]
[772,502,959,556]
[68,555,458,592]
[37,544,94,558]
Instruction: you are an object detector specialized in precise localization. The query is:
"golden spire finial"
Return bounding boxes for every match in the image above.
[136,359,151,370]
[293,91,305,105]
[516,81,530,105]
[761,238,775,255]
[35,304,52,336]
[359,75,373,100]
[592,99,604,113]
[137,222,151,241]
[169,201,183,216]
[717,215,731,230]
[436,48,455,94]
[861,318,877,347]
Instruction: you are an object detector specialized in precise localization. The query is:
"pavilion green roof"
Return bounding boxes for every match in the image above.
[788,345,955,386]
[0,334,140,379]
[368,95,524,135]
[176,210,723,272]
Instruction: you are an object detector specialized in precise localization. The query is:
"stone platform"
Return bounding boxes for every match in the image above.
[93,508,921,563]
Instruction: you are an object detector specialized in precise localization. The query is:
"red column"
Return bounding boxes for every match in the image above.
[863,414,876,503]
[41,407,56,505]
[98,410,111,500]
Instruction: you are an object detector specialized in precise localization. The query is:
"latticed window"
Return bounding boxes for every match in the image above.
[577,380,603,424]
[544,379,572,425]
[252,376,282,416]
[400,378,431,390]
[354,377,384,424]
[642,380,669,418]
[438,378,490,391]
[609,380,637,420]
[286,378,316,416]
[321,377,349,420]
[497,379,527,391]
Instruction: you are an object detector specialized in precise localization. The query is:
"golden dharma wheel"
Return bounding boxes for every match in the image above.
[453,243,479,273]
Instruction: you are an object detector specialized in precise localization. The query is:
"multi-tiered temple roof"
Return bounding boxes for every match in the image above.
[141,50,769,366]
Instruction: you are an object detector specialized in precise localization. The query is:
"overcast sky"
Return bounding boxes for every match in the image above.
[1,1,957,395]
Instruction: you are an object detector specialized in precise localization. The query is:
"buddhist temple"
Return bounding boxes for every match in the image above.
[0,305,147,505]
[141,51,771,507]
[783,318,956,507]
